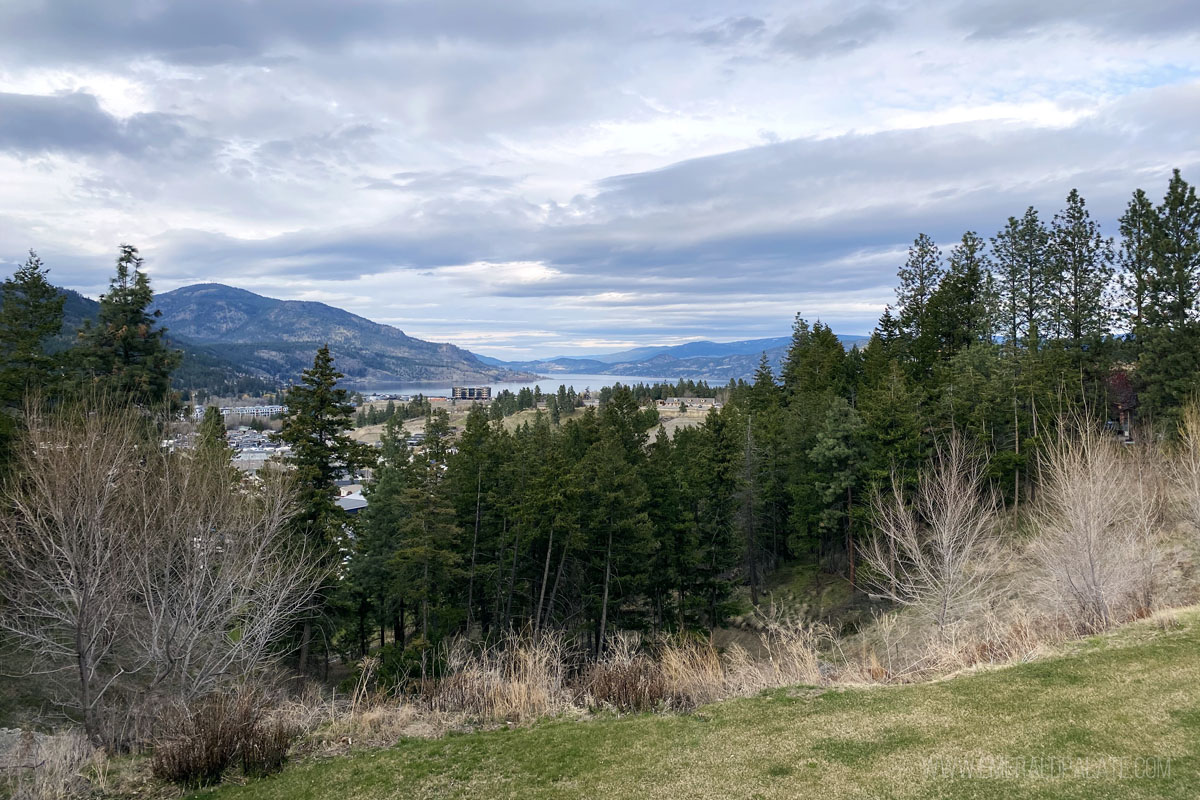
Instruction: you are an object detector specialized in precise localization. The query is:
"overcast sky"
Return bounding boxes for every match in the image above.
[1,1,1198,358]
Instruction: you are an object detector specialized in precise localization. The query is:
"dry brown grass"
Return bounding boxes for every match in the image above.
[0,729,102,800]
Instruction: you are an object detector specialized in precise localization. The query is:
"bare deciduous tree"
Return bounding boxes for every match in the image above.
[862,436,1003,637]
[1171,402,1200,533]
[1032,424,1168,633]
[0,401,322,749]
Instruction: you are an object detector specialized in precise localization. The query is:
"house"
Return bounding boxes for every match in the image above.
[336,492,367,514]
[659,397,717,409]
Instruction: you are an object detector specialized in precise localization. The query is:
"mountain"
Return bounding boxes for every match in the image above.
[556,334,870,364]
[551,336,795,364]
[0,285,278,396]
[489,333,872,382]
[152,283,534,385]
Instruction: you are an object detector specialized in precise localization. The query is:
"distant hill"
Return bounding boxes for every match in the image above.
[152,283,534,385]
[489,333,872,382]
[0,285,276,396]
[26,279,869,387]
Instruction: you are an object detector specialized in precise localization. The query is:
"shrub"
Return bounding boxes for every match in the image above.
[577,637,672,712]
[1,729,98,800]
[1033,427,1170,632]
[240,718,299,778]
[150,693,258,788]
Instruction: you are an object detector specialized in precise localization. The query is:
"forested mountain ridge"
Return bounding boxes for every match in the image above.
[481,334,871,381]
[152,283,535,385]
[0,285,274,396]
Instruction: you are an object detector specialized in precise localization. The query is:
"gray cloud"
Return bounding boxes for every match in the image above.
[772,7,896,58]
[0,91,205,157]
[0,0,599,66]
[691,16,767,47]
[952,0,1200,40]
[141,82,1200,307]
[3,0,1200,356]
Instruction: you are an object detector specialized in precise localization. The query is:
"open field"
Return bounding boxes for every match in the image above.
[349,404,707,445]
[193,609,1200,800]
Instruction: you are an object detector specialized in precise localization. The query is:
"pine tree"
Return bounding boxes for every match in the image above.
[0,250,65,405]
[991,208,1051,351]
[1147,170,1200,328]
[0,250,66,469]
[780,314,812,397]
[390,446,462,642]
[193,405,239,489]
[808,397,866,586]
[858,355,923,490]
[73,245,180,407]
[1140,170,1200,419]
[273,345,377,670]
[273,345,376,547]
[896,233,943,371]
[1118,189,1157,344]
[746,352,779,414]
[1048,189,1115,360]
[927,231,995,358]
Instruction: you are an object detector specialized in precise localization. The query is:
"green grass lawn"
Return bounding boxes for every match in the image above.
[195,612,1200,800]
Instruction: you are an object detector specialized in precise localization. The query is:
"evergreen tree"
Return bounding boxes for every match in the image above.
[195,406,229,457]
[354,416,418,653]
[1140,170,1200,419]
[895,233,943,372]
[0,250,66,468]
[390,444,462,642]
[858,353,923,490]
[73,245,180,407]
[273,346,376,552]
[808,397,866,586]
[1147,170,1200,328]
[0,250,65,405]
[991,208,1051,351]
[194,405,239,490]
[1118,189,1158,344]
[273,345,377,669]
[779,314,812,397]
[1048,189,1115,360]
[927,231,995,358]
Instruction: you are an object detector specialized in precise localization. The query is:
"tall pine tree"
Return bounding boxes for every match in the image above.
[73,244,180,407]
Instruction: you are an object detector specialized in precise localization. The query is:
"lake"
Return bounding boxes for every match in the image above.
[346,373,672,398]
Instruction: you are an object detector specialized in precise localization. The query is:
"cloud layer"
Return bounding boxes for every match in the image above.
[2,0,1198,357]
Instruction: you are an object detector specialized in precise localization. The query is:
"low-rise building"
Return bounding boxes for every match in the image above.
[452,386,492,400]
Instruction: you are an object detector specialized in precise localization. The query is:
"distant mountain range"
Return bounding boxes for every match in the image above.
[35,280,870,388]
[151,284,533,386]
[27,283,533,392]
[478,334,871,382]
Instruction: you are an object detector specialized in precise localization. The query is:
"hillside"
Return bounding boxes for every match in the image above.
[153,284,534,385]
[194,611,1200,800]
[0,286,275,395]
[487,334,871,382]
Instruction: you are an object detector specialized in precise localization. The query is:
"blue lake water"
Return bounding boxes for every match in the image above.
[346,374,672,398]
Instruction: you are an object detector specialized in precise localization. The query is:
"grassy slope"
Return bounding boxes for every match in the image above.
[196,613,1200,800]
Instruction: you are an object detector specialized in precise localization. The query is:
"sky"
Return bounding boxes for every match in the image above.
[1,1,1198,360]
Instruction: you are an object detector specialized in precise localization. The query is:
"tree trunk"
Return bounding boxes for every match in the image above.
[846,485,856,589]
[597,523,613,658]
[76,625,99,746]
[544,530,572,631]
[534,528,555,632]
[466,468,482,630]
[358,600,367,657]
[504,520,520,629]
[421,562,430,640]
[298,619,312,674]
[397,600,406,648]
